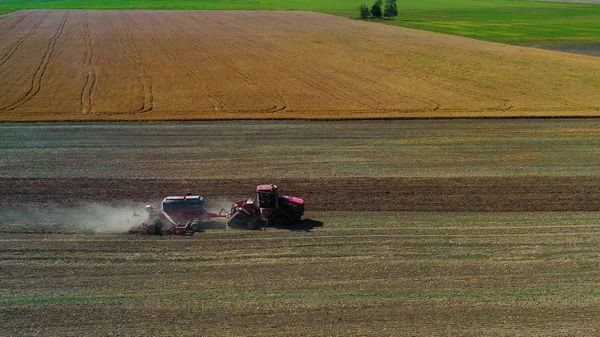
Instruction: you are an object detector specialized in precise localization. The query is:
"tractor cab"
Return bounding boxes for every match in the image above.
[256,184,279,209]
[228,183,304,229]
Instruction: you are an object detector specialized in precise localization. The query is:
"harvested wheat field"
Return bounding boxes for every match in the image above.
[1,10,600,121]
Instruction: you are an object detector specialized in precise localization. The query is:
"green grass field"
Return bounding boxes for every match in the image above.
[1,0,599,45]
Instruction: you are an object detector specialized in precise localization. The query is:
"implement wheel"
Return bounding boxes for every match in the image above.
[146,217,164,235]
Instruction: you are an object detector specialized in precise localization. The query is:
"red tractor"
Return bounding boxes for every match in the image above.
[227,184,304,230]
[131,194,227,235]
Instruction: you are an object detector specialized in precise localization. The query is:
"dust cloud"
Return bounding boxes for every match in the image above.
[0,203,149,233]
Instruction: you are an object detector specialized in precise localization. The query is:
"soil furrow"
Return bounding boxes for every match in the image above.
[0,11,50,69]
[0,12,27,38]
[2,177,600,212]
[1,11,600,120]
[164,11,285,112]
[80,11,95,114]
[229,11,441,112]
[0,11,68,112]
[125,11,223,111]
[118,11,153,112]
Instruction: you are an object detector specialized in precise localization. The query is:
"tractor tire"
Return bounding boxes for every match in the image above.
[227,212,252,229]
[269,211,297,227]
[191,220,205,233]
[146,217,164,235]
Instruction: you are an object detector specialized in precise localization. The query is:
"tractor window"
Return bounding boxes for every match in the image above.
[163,199,204,211]
[257,192,276,208]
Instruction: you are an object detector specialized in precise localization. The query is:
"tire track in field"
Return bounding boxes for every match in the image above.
[80,11,96,114]
[235,12,513,113]
[115,11,153,113]
[125,11,222,111]
[0,12,28,38]
[0,11,50,69]
[226,12,393,109]
[102,12,152,113]
[415,72,514,112]
[0,11,69,112]
[234,12,442,113]
[236,12,440,113]
[271,14,509,113]
[204,12,437,113]
[195,12,366,109]
[160,11,285,113]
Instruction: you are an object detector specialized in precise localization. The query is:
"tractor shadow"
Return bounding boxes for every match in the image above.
[271,218,323,232]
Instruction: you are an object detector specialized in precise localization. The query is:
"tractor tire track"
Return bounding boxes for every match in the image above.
[0,12,28,38]
[125,11,221,111]
[102,12,150,113]
[233,12,441,113]
[204,12,437,113]
[162,11,285,113]
[80,11,95,114]
[0,11,50,69]
[415,72,513,112]
[116,11,153,113]
[0,11,69,112]
[195,12,363,108]
[236,12,511,113]
[234,11,441,113]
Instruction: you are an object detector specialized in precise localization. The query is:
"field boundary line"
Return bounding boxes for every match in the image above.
[0,11,69,112]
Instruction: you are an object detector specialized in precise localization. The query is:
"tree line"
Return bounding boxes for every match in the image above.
[360,0,398,19]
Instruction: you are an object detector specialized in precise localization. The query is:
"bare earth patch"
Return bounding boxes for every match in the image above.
[535,0,600,3]
[1,10,600,120]
[1,121,600,335]
[537,43,600,58]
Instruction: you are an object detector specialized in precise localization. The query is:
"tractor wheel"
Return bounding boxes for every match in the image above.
[191,220,205,233]
[146,217,164,235]
[228,212,252,229]
[269,211,297,227]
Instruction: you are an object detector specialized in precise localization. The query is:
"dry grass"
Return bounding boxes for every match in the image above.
[1,10,600,121]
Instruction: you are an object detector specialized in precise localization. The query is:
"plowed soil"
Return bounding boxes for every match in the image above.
[2,10,600,121]
[3,176,600,212]
[2,121,600,335]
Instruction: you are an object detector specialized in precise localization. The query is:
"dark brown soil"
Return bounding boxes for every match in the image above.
[537,44,600,57]
[3,176,600,212]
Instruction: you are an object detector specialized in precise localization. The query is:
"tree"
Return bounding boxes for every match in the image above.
[371,0,382,19]
[359,2,370,19]
[383,0,398,19]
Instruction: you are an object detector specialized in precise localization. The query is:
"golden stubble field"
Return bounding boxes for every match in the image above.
[1,10,600,121]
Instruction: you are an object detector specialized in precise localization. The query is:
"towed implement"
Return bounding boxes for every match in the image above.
[130,194,227,235]
[131,184,304,235]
